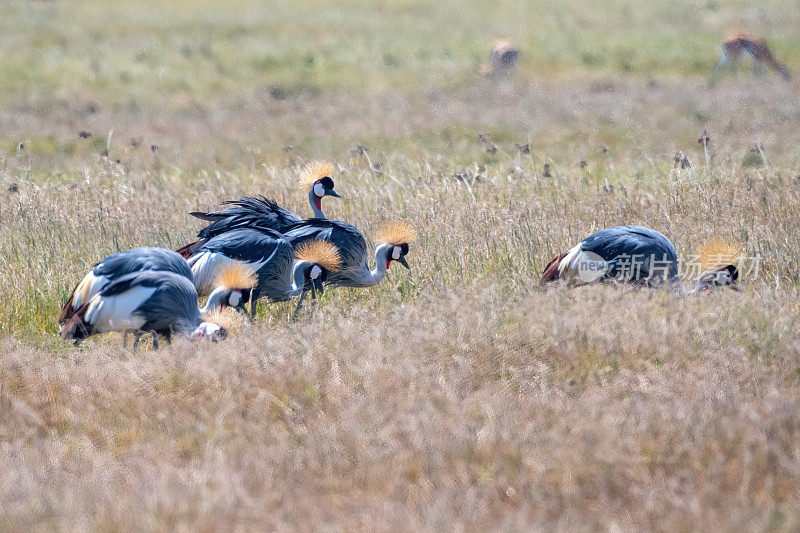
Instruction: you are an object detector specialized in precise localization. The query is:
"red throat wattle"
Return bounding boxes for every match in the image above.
[386,260,391,270]
[314,196,322,211]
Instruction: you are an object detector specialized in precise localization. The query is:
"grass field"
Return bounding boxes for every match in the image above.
[2,0,800,529]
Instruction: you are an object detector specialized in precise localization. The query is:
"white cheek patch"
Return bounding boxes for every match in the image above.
[310,265,322,279]
[313,182,325,198]
[391,246,401,260]
[229,290,242,307]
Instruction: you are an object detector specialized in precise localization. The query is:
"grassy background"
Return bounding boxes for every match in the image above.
[2,0,800,529]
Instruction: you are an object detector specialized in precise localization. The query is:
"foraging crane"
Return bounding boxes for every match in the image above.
[177,161,340,258]
[59,262,257,347]
[539,225,739,293]
[185,227,342,317]
[276,219,416,288]
[59,247,195,327]
[178,190,416,289]
[712,32,791,83]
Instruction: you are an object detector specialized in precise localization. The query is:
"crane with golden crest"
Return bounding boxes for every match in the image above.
[177,161,341,258]
[59,254,257,348]
[540,226,740,293]
[178,160,416,290]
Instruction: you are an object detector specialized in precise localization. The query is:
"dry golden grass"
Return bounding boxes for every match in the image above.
[3,0,800,529]
[3,139,800,529]
[2,286,800,529]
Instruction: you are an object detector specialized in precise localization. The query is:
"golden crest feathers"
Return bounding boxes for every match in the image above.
[697,238,742,271]
[214,261,258,290]
[376,219,417,246]
[298,160,335,192]
[294,240,342,272]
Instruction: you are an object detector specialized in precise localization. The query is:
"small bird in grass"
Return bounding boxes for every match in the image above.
[59,262,257,348]
[177,161,340,258]
[186,229,342,317]
[59,247,194,327]
[539,225,739,293]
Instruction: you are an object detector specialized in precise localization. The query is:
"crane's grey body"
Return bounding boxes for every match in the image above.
[278,219,380,287]
[186,197,395,288]
[97,271,203,334]
[193,197,302,242]
[541,225,737,293]
[577,225,679,284]
[60,246,194,324]
[185,191,336,254]
[94,247,193,282]
[187,227,297,302]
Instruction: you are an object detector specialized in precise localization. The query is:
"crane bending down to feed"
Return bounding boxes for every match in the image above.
[276,219,416,288]
[539,226,739,293]
[178,192,416,289]
[58,247,194,327]
[186,229,342,317]
[177,161,340,258]
[59,262,257,347]
[712,32,791,83]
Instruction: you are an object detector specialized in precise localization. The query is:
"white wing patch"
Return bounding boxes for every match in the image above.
[559,246,610,286]
[83,286,156,333]
[189,252,266,296]
[72,272,108,309]
[558,244,583,277]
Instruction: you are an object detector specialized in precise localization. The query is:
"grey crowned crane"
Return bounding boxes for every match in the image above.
[539,225,739,293]
[275,219,417,288]
[176,161,340,258]
[59,262,257,347]
[178,188,416,289]
[185,227,342,317]
[59,247,195,328]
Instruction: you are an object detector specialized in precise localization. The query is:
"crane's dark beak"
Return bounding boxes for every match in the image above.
[313,276,325,295]
[234,302,249,314]
[325,188,341,198]
[396,255,411,270]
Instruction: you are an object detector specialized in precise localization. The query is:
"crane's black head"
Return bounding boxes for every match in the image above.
[386,242,411,270]
[224,288,251,313]
[695,264,739,292]
[304,263,329,296]
[313,176,340,199]
[376,220,416,271]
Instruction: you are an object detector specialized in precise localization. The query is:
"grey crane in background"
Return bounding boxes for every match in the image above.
[178,188,415,290]
[177,161,340,258]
